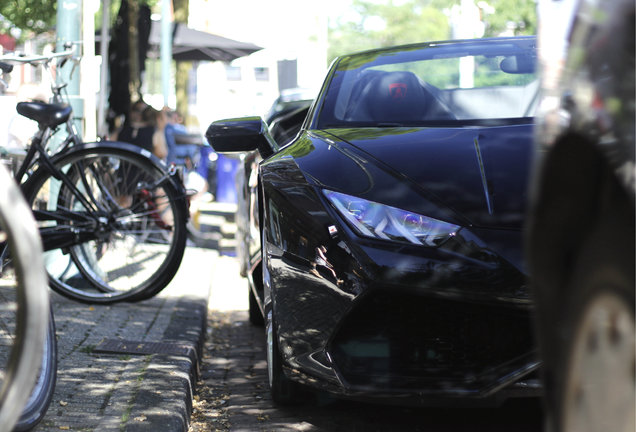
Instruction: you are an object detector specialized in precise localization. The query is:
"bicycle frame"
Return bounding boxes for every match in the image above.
[0,45,193,306]
[18,140,188,253]
[1,49,189,254]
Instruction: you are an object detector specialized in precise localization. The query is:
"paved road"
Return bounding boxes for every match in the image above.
[189,255,544,432]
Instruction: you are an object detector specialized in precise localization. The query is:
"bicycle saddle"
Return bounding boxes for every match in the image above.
[17,101,72,129]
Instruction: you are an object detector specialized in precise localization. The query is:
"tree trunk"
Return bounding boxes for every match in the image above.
[127,0,140,102]
[173,0,193,126]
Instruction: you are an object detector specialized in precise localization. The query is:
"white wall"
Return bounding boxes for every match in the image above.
[186,0,329,128]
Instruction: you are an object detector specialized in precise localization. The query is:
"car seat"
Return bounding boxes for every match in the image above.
[346,70,455,123]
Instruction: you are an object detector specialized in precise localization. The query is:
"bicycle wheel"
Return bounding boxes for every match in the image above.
[22,142,189,304]
[13,309,57,431]
[0,165,50,431]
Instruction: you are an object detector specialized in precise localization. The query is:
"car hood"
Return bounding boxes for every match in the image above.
[321,126,533,229]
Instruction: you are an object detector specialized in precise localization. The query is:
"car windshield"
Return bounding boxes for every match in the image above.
[316,37,537,128]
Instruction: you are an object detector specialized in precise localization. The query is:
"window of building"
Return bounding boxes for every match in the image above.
[226,65,242,81]
[254,67,270,81]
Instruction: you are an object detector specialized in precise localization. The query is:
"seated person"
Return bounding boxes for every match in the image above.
[164,109,199,166]
[114,100,168,161]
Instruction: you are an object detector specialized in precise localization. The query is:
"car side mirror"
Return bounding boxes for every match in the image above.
[205,116,278,159]
[500,54,535,74]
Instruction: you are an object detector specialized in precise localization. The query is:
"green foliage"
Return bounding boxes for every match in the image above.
[0,0,161,41]
[357,54,534,89]
[328,0,537,61]
[482,0,536,37]
[329,0,450,61]
[0,0,57,36]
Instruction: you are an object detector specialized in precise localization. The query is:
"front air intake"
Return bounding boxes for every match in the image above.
[329,291,535,393]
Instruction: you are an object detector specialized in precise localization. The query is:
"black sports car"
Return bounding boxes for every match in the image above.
[206,36,541,406]
[528,1,635,431]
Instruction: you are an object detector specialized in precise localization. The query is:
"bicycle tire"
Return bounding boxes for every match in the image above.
[22,142,189,304]
[13,309,57,431]
[0,165,50,431]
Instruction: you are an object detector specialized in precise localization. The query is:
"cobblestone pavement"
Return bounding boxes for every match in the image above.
[23,201,234,432]
[34,245,215,432]
[189,257,544,432]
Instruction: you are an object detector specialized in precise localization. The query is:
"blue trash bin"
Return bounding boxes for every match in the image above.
[215,154,239,203]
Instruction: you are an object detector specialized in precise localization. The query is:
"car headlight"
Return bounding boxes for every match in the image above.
[323,190,460,247]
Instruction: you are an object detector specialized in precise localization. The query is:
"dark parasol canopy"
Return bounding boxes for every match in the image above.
[101,14,262,125]
[97,21,263,63]
[148,22,263,62]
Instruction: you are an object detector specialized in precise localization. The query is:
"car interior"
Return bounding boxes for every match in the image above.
[344,70,456,123]
[339,68,538,124]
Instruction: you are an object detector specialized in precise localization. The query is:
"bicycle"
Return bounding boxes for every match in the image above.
[0,49,190,304]
[0,94,54,431]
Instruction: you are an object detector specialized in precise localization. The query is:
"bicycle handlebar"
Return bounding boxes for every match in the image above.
[0,48,79,101]
[0,49,75,66]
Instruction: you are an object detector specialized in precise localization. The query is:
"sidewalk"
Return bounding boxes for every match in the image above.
[35,202,236,431]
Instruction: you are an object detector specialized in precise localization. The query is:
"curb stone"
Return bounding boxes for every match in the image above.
[37,246,215,431]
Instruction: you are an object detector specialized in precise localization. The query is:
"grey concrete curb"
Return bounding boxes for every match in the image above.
[121,295,208,432]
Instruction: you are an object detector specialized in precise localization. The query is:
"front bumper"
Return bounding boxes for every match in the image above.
[328,290,539,401]
[268,226,540,405]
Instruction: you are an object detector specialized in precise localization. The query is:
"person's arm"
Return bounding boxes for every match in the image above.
[153,111,168,160]
[153,129,168,160]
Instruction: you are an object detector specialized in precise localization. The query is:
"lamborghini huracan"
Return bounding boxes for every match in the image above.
[206,36,541,406]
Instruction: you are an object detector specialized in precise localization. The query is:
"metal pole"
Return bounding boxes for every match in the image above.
[161,0,173,107]
[56,0,83,136]
[81,0,97,141]
[98,0,110,138]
